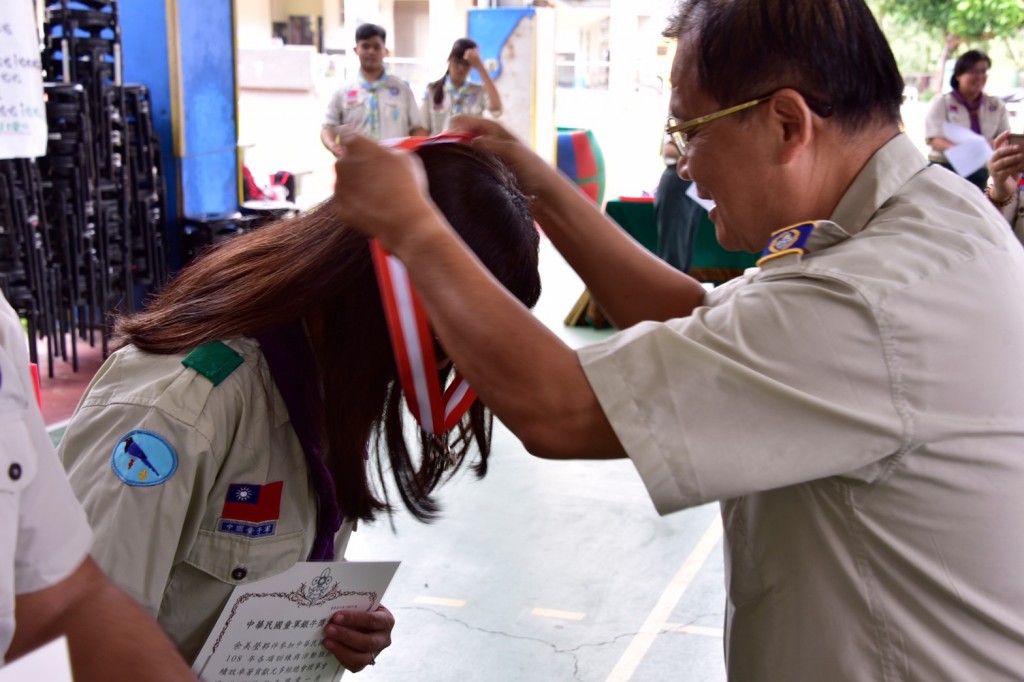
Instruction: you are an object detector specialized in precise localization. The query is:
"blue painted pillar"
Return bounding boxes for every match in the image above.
[119,0,238,270]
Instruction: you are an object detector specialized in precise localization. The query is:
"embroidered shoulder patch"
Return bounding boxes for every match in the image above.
[757,222,815,266]
[111,430,178,486]
[218,481,284,538]
[181,341,243,386]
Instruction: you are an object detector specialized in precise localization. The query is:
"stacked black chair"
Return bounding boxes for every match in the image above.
[123,84,168,293]
[0,159,61,375]
[22,0,172,366]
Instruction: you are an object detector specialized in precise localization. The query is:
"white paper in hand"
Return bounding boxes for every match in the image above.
[0,636,72,682]
[192,561,400,682]
[942,121,993,178]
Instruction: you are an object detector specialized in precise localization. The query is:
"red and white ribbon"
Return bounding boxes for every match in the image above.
[370,239,476,435]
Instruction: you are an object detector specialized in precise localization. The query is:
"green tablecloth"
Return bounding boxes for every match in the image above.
[605,199,758,281]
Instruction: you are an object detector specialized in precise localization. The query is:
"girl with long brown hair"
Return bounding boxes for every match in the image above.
[57,141,541,671]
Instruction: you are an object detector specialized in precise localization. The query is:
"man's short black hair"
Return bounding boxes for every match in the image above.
[665,0,904,133]
[355,23,386,43]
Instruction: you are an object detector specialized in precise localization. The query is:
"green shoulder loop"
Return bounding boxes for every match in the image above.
[181,341,244,386]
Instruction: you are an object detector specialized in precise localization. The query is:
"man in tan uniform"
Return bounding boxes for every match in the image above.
[330,0,1024,678]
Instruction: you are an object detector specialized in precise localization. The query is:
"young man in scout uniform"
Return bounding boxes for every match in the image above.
[320,23,426,155]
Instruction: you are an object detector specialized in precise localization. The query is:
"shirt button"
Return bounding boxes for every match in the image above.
[8,463,21,481]
[231,566,247,581]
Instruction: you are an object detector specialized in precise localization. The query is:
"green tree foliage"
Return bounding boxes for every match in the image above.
[878,0,1024,42]
[874,0,1024,92]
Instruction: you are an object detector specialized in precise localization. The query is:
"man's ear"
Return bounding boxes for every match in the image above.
[766,88,814,163]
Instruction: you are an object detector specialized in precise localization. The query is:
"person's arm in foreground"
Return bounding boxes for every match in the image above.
[465,48,503,117]
[8,557,194,680]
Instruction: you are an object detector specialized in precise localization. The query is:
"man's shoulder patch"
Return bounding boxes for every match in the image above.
[181,341,243,386]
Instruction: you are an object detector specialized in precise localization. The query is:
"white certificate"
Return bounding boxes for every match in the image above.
[192,561,400,682]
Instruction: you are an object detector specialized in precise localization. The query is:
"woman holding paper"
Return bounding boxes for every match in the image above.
[57,139,542,670]
[924,49,1010,190]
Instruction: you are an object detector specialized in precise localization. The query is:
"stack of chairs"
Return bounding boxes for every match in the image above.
[0,0,173,377]
[43,0,132,358]
[123,84,168,294]
[0,159,61,376]
[0,0,172,374]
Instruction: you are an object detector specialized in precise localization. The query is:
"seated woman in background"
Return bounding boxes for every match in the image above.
[924,49,1010,190]
[57,141,542,670]
[986,131,1024,244]
[421,38,503,135]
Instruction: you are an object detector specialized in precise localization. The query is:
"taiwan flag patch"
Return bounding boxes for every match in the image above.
[218,481,283,538]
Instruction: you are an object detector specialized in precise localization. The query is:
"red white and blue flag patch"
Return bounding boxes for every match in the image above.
[218,481,283,537]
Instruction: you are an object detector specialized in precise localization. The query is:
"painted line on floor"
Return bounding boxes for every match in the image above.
[531,607,586,621]
[413,596,466,607]
[663,624,724,638]
[604,513,723,682]
[46,418,70,434]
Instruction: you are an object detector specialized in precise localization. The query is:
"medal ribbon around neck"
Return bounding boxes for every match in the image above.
[370,132,480,434]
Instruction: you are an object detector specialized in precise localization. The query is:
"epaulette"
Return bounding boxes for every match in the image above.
[756,222,815,267]
[181,341,243,386]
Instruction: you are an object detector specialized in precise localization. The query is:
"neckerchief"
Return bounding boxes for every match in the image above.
[254,321,342,561]
[361,73,386,139]
[950,89,982,135]
[445,77,470,115]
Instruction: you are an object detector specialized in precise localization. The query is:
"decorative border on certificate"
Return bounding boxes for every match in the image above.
[209,567,378,657]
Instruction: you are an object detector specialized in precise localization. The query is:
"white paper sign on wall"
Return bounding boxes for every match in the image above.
[0,0,47,160]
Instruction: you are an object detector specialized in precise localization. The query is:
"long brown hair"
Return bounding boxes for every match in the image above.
[429,37,477,108]
[116,144,541,522]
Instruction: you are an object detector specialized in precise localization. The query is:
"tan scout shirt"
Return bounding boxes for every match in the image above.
[323,73,424,140]
[420,81,497,135]
[59,337,352,663]
[579,134,1024,679]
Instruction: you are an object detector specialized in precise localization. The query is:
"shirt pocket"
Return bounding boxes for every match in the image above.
[185,527,306,586]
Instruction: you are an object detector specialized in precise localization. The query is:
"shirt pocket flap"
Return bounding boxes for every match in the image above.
[186,527,306,585]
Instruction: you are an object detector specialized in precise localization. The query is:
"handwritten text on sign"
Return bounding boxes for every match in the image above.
[0,2,48,158]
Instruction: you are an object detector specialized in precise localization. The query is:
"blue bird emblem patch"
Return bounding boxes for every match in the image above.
[111,430,178,486]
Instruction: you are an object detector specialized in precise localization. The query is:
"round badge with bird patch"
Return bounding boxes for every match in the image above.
[111,430,178,486]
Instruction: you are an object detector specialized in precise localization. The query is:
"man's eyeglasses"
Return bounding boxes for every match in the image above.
[665,97,769,157]
[665,91,834,157]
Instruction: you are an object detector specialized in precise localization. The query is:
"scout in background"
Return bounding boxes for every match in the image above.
[320,23,426,155]
[421,37,503,135]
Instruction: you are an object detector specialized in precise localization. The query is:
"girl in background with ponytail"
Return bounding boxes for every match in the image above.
[421,38,503,134]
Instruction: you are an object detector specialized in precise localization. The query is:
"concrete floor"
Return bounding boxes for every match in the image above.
[344,239,728,682]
